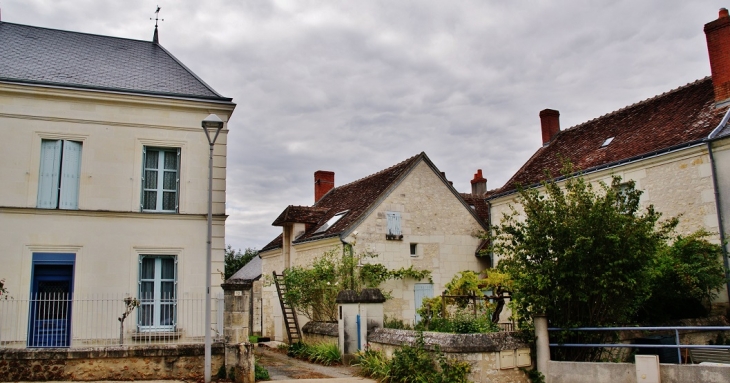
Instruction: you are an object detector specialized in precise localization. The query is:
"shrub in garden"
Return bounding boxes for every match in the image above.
[356,333,471,383]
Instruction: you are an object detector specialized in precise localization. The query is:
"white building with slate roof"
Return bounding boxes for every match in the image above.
[0,21,235,347]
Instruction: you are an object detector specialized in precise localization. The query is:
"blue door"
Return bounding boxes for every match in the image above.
[28,254,75,348]
[414,283,434,324]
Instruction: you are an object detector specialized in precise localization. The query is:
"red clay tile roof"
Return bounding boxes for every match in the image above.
[496,77,727,195]
[261,153,425,251]
[272,206,329,226]
[460,193,490,223]
[261,152,489,252]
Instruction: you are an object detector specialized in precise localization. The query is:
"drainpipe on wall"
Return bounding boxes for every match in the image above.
[707,140,730,300]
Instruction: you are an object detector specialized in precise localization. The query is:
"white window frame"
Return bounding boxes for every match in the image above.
[141,147,180,213]
[37,139,82,210]
[138,255,177,332]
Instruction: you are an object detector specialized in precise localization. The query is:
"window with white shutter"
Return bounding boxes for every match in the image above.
[386,211,402,240]
[37,140,82,209]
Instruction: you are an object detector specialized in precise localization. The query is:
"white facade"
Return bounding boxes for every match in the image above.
[0,81,234,346]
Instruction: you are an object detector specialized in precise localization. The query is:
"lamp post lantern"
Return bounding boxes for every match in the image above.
[202,113,224,383]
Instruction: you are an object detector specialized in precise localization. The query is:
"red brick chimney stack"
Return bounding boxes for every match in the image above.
[539,109,560,145]
[705,8,730,104]
[471,169,487,195]
[314,171,335,203]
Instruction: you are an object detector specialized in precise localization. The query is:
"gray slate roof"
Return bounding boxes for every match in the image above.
[0,22,231,101]
[226,256,262,283]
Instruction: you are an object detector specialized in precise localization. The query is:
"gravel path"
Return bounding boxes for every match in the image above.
[254,345,371,381]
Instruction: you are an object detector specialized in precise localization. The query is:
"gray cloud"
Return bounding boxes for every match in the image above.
[3,0,725,250]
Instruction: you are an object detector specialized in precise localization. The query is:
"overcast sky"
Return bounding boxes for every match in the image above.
[1,1,725,251]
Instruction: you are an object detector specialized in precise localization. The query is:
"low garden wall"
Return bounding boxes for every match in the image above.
[368,328,532,383]
[0,344,225,382]
[548,361,730,383]
[302,321,338,344]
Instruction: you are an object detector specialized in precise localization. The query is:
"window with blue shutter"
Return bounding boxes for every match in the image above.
[141,147,180,213]
[37,140,82,209]
[386,211,402,240]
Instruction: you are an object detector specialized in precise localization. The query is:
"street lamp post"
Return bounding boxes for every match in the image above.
[201,114,224,383]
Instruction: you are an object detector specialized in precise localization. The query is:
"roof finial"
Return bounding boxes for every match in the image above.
[151,5,164,44]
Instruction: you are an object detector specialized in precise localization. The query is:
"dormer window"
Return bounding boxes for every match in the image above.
[314,210,348,234]
[601,137,615,147]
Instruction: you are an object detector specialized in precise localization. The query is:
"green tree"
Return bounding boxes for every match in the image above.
[224,245,258,280]
[491,171,677,360]
[639,230,726,322]
[282,247,431,322]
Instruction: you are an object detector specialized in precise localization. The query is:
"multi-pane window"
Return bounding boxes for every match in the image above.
[138,255,177,331]
[37,140,82,209]
[141,147,180,212]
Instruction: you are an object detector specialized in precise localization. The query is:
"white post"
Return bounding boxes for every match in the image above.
[534,314,550,379]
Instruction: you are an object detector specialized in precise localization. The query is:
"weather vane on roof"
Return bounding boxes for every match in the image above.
[151,5,164,44]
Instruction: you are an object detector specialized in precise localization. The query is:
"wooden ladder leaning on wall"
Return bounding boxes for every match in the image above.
[272,271,302,344]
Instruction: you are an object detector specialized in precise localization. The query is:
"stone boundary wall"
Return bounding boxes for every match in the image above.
[548,361,730,383]
[302,321,338,344]
[368,328,532,383]
[0,344,225,382]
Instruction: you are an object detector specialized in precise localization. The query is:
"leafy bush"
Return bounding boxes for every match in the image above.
[384,315,413,330]
[287,341,341,366]
[254,361,270,381]
[356,333,471,383]
[416,311,498,334]
[281,247,431,322]
[638,230,726,322]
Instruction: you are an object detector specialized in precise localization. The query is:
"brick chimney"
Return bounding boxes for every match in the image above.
[706,8,730,104]
[471,169,487,195]
[314,171,334,203]
[539,109,560,145]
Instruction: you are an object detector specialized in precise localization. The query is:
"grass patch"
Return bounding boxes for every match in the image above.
[288,341,342,366]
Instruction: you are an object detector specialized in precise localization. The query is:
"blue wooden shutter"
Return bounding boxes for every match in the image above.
[386,212,401,236]
[175,148,180,212]
[414,283,433,323]
[59,141,82,209]
[37,140,62,209]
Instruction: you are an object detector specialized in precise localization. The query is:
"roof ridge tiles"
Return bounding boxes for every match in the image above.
[330,152,424,190]
[563,77,711,133]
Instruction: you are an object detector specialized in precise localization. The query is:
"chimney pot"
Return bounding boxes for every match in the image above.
[705,8,730,104]
[314,171,335,203]
[471,169,487,195]
[539,109,561,145]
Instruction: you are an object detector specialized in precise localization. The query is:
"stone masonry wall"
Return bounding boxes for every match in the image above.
[368,328,531,383]
[0,344,224,382]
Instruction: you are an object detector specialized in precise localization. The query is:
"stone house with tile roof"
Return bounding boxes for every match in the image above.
[472,8,730,313]
[258,152,490,341]
[0,21,235,347]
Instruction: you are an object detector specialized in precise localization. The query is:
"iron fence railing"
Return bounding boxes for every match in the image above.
[0,293,224,348]
[548,326,730,364]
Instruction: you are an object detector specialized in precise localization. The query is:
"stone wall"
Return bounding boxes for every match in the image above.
[302,321,338,344]
[368,328,531,383]
[0,344,224,382]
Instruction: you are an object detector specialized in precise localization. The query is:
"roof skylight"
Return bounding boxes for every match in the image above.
[314,210,348,234]
[601,137,615,147]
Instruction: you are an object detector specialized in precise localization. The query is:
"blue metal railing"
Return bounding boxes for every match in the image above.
[548,326,730,364]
